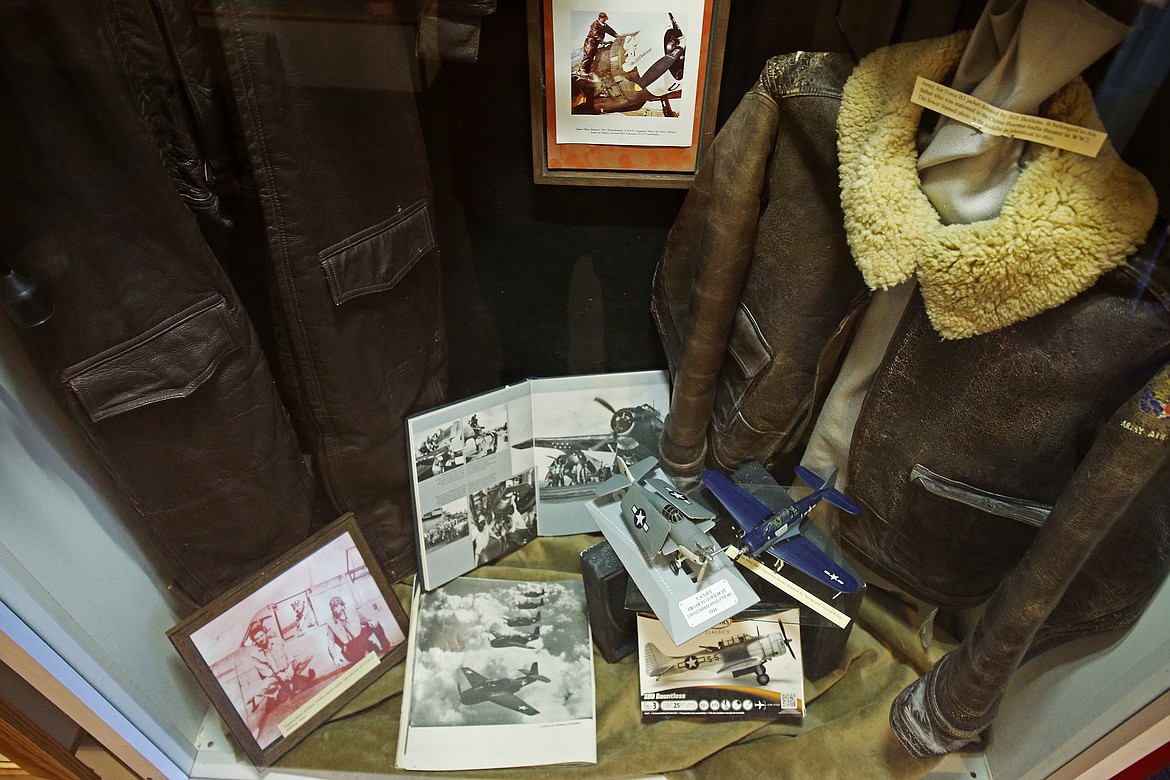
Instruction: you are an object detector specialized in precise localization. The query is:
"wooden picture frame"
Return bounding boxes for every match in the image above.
[167,514,409,766]
[528,0,729,187]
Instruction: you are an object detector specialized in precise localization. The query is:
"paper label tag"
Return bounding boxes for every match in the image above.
[679,578,738,627]
[726,546,852,628]
[911,77,1106,157]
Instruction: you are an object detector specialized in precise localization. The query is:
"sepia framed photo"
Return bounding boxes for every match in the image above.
[167,514,409,765]
[527,0,729,187]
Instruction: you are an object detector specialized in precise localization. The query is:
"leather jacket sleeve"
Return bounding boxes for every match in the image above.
[653,85,780,477]
[891,362,1170,756]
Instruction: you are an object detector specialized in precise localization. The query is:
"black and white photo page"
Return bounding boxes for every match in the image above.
[408,384,537,589]
[396,577,596,771]
[528,369,670,535]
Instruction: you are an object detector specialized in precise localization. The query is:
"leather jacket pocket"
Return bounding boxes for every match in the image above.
[896,464,1052,606]
[319,199,436,305]
[713,304,774,435]
[60,294,294,513]
[65,295,240,422]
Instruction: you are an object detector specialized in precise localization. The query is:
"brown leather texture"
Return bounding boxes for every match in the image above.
[653,52,865,476]
[1,0,447,603]
[211,0,447,580]
[653,50,1170,755]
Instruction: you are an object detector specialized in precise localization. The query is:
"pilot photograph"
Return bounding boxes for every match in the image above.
[326,595,391,667]
[580,11,617,74]
[244,622,316,713]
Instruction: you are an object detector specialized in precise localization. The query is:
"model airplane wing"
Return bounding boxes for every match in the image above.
[769,534,859,592]
[713,641,755,673]
[700,469,781,532]
[621,489,671,558]
[487,692,539,716]
[595,456,658,498]
[647,478,716,527]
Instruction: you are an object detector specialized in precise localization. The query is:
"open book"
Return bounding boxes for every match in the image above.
[406,370,669,590]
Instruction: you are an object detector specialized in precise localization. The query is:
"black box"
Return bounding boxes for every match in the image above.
[581,539,637,663]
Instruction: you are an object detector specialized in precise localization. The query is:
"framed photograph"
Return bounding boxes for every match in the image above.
[528,0,730,187]
[167,514,409,765]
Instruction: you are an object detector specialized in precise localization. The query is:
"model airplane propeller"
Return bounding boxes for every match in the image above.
[701,465,861,593]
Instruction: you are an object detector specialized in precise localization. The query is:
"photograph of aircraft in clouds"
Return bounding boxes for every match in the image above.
[397,576,596,771]
[457,663,549,716]
[402,576,593,728]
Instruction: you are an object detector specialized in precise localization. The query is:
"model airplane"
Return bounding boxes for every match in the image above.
[644,624,794,686]
[457,663,549,716]
[572,14,686,116]
[517,598,543,610]
[595,456,722,583]
[701,465,860,593]
[504,611,540,627]
[489,626,540,648]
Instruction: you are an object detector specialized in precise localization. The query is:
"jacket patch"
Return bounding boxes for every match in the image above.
[1122,367,1170,440]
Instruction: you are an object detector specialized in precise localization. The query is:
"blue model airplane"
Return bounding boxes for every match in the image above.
[701,465,861,593]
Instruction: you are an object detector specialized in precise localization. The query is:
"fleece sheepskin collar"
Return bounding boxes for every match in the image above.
[837,32,1157,339]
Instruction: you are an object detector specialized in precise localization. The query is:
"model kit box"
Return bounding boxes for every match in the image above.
[637,610,804,719]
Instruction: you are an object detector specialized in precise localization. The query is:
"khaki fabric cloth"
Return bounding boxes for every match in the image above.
[270,536,955,778]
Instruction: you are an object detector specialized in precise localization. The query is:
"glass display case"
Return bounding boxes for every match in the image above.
[2,1,1169,777]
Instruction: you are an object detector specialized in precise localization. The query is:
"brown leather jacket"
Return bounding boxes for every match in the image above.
[2,1,446,605]
[653,49,1170,755]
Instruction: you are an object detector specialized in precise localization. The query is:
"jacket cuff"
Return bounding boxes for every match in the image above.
[890,653,992,758]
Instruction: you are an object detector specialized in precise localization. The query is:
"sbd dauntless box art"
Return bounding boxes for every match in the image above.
[637,611,804,718]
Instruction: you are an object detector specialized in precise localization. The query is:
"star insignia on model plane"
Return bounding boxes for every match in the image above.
[826,571,844,584]
[684,656,700,669]
[666,488,690,503]
[632,505,649,532]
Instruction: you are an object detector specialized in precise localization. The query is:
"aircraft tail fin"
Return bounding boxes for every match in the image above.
[596,456,657,498]
[531,626,540,640]
[823,489,861,515]
[794,466,860,515]
[643,643,676,678]
[793,465,828,491]
[525,662,551,683]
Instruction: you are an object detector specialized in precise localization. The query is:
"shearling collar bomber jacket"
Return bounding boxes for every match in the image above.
[653,36,1170,756]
